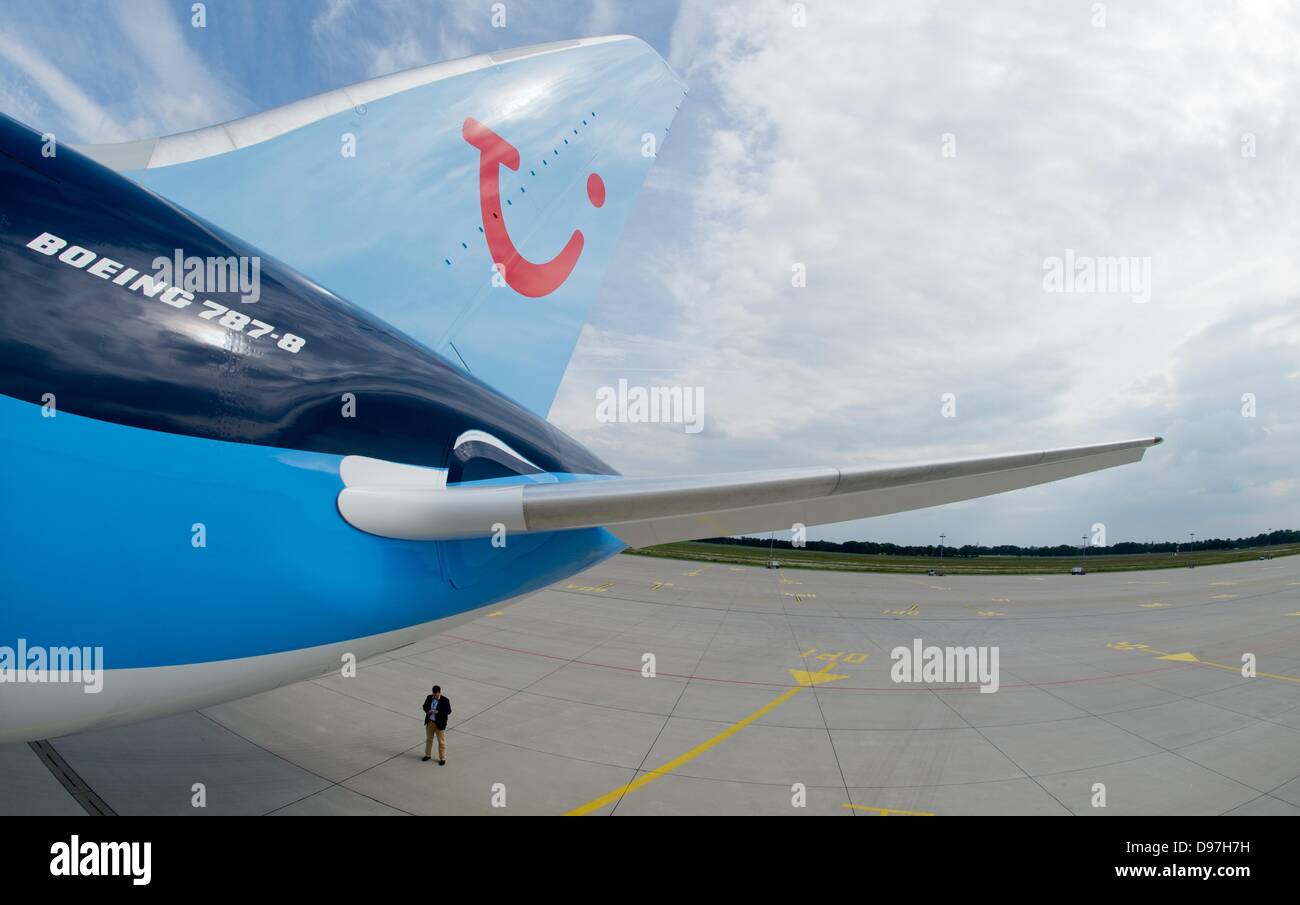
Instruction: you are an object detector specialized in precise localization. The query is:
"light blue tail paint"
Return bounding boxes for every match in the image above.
[126,37,686,418]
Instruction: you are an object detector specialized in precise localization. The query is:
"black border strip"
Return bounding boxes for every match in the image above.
[28,740,116,816]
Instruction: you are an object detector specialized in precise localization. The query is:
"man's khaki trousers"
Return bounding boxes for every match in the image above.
[425,722,446,760]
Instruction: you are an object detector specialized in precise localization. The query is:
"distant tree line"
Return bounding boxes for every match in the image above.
[700,529,1300,558]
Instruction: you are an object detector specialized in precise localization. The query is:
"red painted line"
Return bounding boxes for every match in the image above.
[439,633,1188,693]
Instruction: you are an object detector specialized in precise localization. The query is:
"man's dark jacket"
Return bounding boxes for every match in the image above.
[423,695,451,730]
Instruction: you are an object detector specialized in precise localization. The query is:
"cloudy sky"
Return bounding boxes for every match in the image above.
[3,0,1298,547]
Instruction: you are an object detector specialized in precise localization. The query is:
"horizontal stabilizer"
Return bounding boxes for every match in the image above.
[337,437,1162,546]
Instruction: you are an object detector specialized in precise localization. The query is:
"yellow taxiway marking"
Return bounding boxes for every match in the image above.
[567,661,847,816]
[991,597,1011,603]
[1209,581,1238,587]
[928,585,951,591]
[788,666,850,686]
[1288,612,1300,617]
[975,610,1005,617]
[1109,641,1300,683]
[486,611,504,618]
[566,581,613,593]
[798,650,869,665]
[883,604,919,616]
[1107,641,1165,653]
[1211,594,1239,600]
[651,581,674,591]
[779,577,802,585]
[683,565,713,577]
[842,803,934,816]
[784,592,816,603]
[1138,602,1169,609]
[1199,661,1300,683]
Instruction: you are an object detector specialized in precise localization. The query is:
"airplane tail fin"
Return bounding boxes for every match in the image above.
[77,37,686,418]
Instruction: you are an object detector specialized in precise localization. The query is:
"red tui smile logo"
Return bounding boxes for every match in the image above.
[463,116,605,298]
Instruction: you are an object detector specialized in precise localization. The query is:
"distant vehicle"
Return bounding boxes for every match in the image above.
[1071,566,1086,575]
[927,568,944,577]
[766,560,781,569]
[1259,554,1271,560]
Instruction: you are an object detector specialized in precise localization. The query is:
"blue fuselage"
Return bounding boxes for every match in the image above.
[0,114,623,721]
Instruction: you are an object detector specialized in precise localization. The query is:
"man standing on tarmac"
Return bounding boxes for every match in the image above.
[422,685,451,765]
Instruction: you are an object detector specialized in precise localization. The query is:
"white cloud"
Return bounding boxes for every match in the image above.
[369,30,429,77]
[553,0,1300,545]
[105,0,246,133]
[0,30,131,140]
[308,0,493,79]
[585,0,621,38]
[312,0,355,39]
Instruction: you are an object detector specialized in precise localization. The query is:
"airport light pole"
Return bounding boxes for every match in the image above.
[939,534,945,564]
[1081,534,1088,568]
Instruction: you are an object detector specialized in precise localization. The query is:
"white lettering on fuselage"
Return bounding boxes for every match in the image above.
[24,231,306,354]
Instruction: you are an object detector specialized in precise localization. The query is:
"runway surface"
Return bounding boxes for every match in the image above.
[5,553,1300,815]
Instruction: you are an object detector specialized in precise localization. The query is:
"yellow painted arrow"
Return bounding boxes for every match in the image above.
[1111,641,1300,683]
[788,667,849,687]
